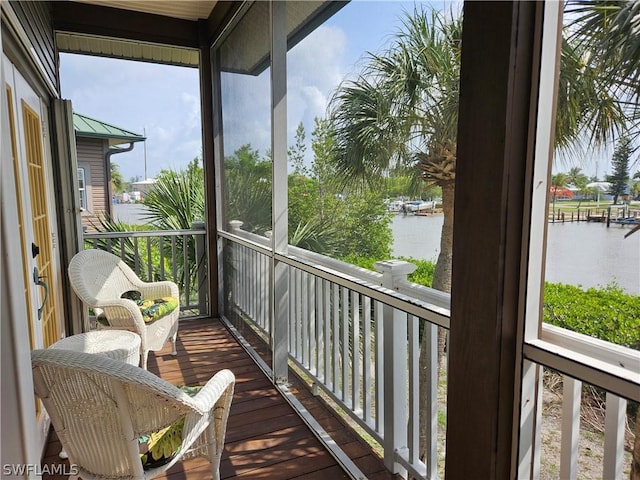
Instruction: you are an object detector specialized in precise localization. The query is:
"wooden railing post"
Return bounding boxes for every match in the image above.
[228,221,243,310]
[375,260,416,475]
[229,220,243,234]
[192,221,207,316]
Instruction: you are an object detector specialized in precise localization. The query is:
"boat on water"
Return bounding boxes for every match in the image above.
[615,217,640,225]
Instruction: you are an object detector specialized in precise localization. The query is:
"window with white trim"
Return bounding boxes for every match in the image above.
[78,167,87,211]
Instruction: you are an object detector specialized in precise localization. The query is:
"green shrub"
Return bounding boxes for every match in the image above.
[543,282,640,350]
[344,257,639,351]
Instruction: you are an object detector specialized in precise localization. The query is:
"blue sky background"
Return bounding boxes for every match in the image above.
[59,1,455,182]
[60,0,620,183]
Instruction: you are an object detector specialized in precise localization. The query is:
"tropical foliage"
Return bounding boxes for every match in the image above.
[224,144,272,235]
[329,6,461,294]
[558,1,639,159]
[327,2,639,462]
[110,162,125,193]
[144,158,205,229]
[544,282,640,350]
[143,158,206,293]
[606,136,633,203]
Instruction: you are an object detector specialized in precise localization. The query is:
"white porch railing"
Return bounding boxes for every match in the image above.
[221,223,639,480]
[223,223,448,479]
[83,224,208,316]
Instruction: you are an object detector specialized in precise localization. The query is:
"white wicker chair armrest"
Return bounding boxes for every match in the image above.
[138,280,179,301]
[94,298,146,333]
[187,370,235,415]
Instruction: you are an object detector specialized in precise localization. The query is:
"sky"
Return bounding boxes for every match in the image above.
[59,0,629,184]
[60,1,453,183]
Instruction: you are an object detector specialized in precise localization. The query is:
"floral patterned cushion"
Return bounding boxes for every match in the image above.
[138,385,202,470]
[96,291,178,326]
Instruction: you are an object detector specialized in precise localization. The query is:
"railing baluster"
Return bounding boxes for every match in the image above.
[250,248,255,323]
[171,236,177,283]
[324,280,331,386]
[302,270,309,366]
[315,277,323,378]
[351,291,360,412]
[363,296,372,425]
[297,268,302,356]
[287,266,293,350]
[133,237,140,274]
[260,255,271,332]
[183,234,190,309]
[195,232,206,315]
[408,315,420,466]
[159,236,165,280]
[239,245,244,313]
[559,376,581,480]
[247,248,252,319]
[146,237,152,281]
[341,286,349,404]
[425,321,439,478]
[603,393,627,480]
[332,283,339,395]
[307,274,315,371]
[375,300,384,433]
[252,249,257,324]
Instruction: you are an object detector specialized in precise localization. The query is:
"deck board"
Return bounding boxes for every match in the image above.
[41,318,394,479]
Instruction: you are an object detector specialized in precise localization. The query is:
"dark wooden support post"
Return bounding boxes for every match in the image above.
[446,2,543,479]
[198,20,218,318]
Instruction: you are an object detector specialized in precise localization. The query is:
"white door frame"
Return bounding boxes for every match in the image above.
[3,53,63,461]
[1,53,44,478]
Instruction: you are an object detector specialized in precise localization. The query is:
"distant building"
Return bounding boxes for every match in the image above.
[73,113,146,230]
[131,178,157,196]
[549,186,574,200]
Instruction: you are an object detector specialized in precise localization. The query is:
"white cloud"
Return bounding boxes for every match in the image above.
[60,53,201,181]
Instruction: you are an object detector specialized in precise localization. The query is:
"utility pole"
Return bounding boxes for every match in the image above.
[143,127,148,180]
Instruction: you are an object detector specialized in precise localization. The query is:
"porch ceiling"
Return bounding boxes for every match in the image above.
[53,0,228,67]
[56,32,201,68]
[54,1,347,73]
[74,0,218,21]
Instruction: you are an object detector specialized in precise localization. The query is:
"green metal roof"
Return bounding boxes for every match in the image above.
[73,112,146,146]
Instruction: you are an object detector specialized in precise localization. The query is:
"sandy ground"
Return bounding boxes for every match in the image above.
[539,379,634,480]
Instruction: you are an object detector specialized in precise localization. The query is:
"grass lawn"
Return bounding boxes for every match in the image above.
[549,199,640,214]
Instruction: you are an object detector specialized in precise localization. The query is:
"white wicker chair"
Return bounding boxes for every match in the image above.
[32,348,235,480]
[68,249,180,369]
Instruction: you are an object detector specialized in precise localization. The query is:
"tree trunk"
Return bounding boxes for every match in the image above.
[419,181,454,462]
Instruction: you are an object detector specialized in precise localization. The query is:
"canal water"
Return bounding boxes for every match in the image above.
[115,205,639,295]
[391,213,640,295]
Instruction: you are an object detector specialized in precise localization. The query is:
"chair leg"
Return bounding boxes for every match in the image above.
[206,424,221,480]
[171,332,178,356]
[141,349,149,370]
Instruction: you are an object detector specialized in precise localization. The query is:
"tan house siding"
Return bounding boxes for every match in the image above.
[76,137,108,231]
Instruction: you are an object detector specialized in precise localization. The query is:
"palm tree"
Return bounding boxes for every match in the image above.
[567,167,588,188]
[110,162,124,193]
[329,6,460,461]
[558,1,639,157]
[143,158,205,291]
[328,3,638,462]
[570,5,640,460]
[329,6,461,295]
[551,172,570,215]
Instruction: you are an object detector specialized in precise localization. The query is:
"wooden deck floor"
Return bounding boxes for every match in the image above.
[41,318,394,479]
